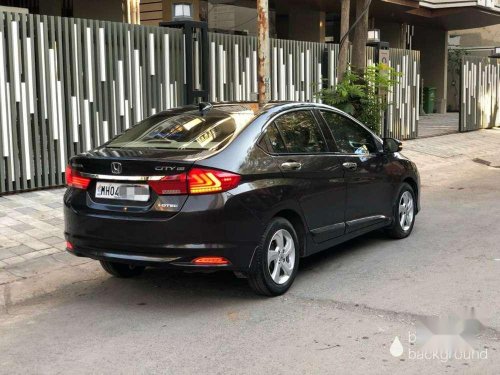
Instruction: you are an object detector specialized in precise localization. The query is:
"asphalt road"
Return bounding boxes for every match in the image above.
[1,130,500,374]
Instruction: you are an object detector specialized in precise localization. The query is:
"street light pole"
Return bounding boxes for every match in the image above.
[257,0,270,108]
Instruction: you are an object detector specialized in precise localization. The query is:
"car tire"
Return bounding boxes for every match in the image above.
[386,183,416,239]
[100,260,145,278]
[248,217,300,296]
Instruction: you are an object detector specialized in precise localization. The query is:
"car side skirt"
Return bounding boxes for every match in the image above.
[305,219,392,257]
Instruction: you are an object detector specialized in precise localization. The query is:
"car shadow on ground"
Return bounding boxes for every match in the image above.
[72,230,393,303]
[7,229,395,314]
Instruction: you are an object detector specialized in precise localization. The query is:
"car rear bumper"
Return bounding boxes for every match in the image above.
[64,189,265,271]
[66,238,257,271]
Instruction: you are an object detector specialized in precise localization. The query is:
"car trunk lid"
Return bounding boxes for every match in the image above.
[69,148,199,218]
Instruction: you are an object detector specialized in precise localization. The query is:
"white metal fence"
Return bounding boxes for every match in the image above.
[208,33,420,140]
[0,11,184,193]
[460,55,500,131]
[0,11,420,194]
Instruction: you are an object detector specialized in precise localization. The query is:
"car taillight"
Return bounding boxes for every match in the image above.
[148,168,240,196]
[65,165,91,190]
[148,174,188,195]
[188,168,241,195]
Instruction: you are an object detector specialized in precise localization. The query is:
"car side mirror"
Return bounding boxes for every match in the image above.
[383,138,403,153]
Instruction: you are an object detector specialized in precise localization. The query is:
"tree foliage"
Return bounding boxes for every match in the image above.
[318,63,401,134]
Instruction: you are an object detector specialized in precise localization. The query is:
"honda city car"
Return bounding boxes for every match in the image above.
[64,102,420,296]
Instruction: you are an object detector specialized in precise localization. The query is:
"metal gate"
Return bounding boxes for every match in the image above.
[460,55,500,131]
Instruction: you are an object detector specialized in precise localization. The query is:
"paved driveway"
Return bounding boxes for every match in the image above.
[0,189,66,271]
[418,113,459,138]
[1,129,499,374]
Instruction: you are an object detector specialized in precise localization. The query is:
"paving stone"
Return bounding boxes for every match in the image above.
[21,191,43,199]
[24,229,55,240]
[0,200,22,208]
[0,270,20,284]
[5,255,65,277]
[51,188,65,194]
[43,236,65,245]
[22,251,46,260]
[10,223,35,232]
[0,240,20,249]
[2,256,25,265]
[0,227,17,236]
[25,241,51,251]
[0,217,21,226]
[48,218,64,225]
[51,251,89,266]
[45,201,63,209]
[9,245,35,256]
[9,233,32,242]
[32,222,58,231]
[54,241,68,250]
[15,207,39,215]
[0,250,16,261]
[32,205,56,212]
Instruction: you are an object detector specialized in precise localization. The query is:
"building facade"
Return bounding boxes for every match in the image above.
[142,0,500,114]
[1,0,499,114]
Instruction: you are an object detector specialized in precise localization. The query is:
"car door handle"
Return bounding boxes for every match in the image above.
[281,161,302,171]
[342,162,358,171]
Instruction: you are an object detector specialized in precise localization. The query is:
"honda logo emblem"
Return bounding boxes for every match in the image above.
[111,162,122,174]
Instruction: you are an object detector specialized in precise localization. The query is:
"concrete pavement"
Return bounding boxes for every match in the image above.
[418,113,459,138]
[1,128,500,374]
[0,188,65,269]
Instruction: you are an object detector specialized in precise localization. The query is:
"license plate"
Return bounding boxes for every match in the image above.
[95,182,150,202]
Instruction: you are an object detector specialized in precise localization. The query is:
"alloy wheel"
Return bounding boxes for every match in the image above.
[399,191,414,231]
[267,229,296,285]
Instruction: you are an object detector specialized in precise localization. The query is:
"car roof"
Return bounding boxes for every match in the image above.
[156,101,336,117]
[154,101,380,142]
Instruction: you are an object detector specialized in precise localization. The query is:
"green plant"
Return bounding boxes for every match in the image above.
[318,63,400,134]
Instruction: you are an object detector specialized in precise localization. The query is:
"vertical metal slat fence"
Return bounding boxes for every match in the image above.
[460,55,500,131]
[0,12,184,194]
[0,12,420,194]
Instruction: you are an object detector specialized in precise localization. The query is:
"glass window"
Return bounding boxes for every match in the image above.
[321,111,378,155]
[261,123,287,154]
[107,110,253,150]
[273,111,327,153]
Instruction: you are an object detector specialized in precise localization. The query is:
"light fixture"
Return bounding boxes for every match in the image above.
[172,3,193,21]
[367,29,380,44]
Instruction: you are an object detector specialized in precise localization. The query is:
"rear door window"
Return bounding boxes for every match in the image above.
[272,110,327,153]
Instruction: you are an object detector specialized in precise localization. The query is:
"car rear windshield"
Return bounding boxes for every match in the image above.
[107,109,254,150]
